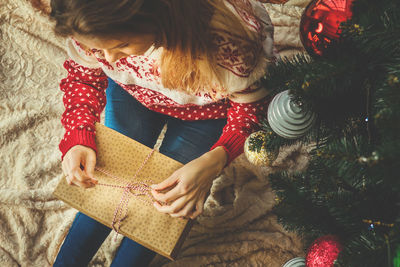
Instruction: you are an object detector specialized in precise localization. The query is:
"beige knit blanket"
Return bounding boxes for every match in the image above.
[0,1,310,266]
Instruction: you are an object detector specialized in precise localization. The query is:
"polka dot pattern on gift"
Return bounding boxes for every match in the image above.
[53,123,190,259]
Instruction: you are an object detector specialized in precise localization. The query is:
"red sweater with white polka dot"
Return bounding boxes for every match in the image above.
[58,0,277,165]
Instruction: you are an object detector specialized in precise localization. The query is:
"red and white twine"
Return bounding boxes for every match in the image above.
[93,149,155,241]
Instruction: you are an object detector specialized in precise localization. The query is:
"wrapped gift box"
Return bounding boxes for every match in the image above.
[52,122,192,260]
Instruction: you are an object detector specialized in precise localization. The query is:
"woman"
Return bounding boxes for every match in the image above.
[51,0,276,266]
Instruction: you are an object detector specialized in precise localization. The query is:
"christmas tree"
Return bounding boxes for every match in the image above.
[250,0,400,265]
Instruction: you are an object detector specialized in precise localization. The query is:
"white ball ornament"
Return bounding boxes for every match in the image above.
[244,131,278,166]
[268,90,315,139]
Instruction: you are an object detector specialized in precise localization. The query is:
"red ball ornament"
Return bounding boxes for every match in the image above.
[305,235,342,267]
[300,0,355,56]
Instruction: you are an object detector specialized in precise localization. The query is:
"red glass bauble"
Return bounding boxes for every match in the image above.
[300,0,355,56]
[305,235,342,267]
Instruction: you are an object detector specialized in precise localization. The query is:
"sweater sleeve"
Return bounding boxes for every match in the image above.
[210,0,277,165]
[58,59,108,161]
[210,84,272,165]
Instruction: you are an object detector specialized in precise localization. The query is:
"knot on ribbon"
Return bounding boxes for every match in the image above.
[92,149,155,241]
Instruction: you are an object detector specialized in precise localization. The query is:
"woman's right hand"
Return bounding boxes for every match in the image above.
[61,145,98,188]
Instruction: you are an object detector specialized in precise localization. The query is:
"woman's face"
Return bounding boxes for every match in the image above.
[73,33,155,63]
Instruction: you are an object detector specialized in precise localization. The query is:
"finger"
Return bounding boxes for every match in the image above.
[189,196,205,219]
[61,163,67,177]
[68,173,95,188]
[62,161,66,175]
[66,175,73,185]
[62,161,70,176]
[151,184,185,204]
[70,165,95,188]
[83,152,98,183]
[69,151,93,183]
[71,166,90,183]
[151,175,178,191]
[153,195,188,214]
[170,199,196,218]
[62,163,73,185]
[65,154,93,188]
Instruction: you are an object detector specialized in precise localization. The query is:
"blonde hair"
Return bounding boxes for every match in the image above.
[161,0,263,94]
[50,0,263,93]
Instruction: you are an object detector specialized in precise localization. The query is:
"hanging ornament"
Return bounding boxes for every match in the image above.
[267,90,315,139]
[300,0,355,56]
[306,235,342,267]
[282,257,306,267]
[244,130,278,166]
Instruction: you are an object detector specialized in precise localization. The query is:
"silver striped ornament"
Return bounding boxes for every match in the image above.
[267,90,315,139]
[282,257,306,267]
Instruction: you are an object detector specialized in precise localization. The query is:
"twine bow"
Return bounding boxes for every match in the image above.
[93,149,155,241]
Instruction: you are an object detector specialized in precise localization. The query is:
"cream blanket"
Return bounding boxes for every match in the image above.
[0,1,309,266]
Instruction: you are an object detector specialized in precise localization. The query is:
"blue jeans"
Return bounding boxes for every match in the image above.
[53,78,226,267]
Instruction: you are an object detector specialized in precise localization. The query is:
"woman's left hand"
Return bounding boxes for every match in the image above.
[151,146,227,219]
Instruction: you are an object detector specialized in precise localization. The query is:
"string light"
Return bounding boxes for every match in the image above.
[363,219,394,228]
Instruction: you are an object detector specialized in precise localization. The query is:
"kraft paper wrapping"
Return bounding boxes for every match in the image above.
[52,122,192,260]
